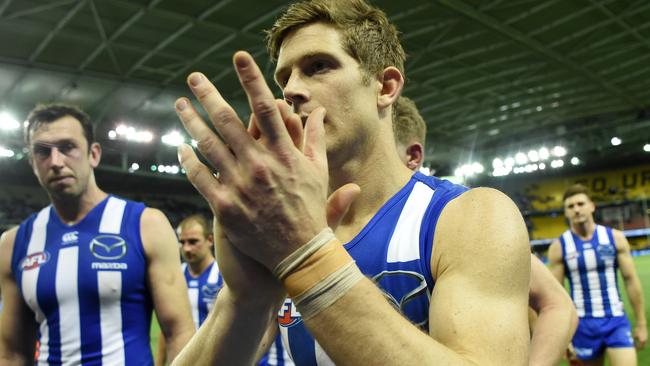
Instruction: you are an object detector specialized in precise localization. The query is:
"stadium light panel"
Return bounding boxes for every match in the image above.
[161,131,185,146]
[0,145,14,158]
[0,112,20,131]
[611,137,622,146]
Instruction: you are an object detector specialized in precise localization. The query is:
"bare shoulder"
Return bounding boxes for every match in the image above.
[610,228,630,251]
[0,227,19,272]
[139,208,176,256]
[431,187,529,278]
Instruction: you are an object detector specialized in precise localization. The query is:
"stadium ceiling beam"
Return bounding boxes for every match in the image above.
[570,20,650,59]
[88,0,121,74]
[78,0,164,71]
[126,5,285,118]
[28,0,87,63]
[124,0,233,77]
[542,1,650,54]
[0,0,77,21]
[590,0,650,52]
[107,0,262,41]
[388,3,432,22]
[156,3,286,89]
[436,0,644,109]
[0,0,13,17]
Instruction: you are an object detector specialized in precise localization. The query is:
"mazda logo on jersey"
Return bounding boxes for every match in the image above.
[20,251,50,271]
[89,235,127,260]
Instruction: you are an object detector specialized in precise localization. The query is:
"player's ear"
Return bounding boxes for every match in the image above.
[405,143,424,171]
[89,142,101,168]
[377,66,404,110]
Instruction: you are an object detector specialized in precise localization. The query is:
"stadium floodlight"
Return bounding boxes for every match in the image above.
[151,165,157,172]
[492,158,503,169]
[472,162,484,174]
[504,157,515,167]
[552,146,567,157]
[169,165,180,174]
[527,150,539,162]
[644,144,650,152]
[0,145,15,158]
[611,137,622,146]
[538,147,550,160]
[570,157,580,165]
[538,163,546,170]
[108,130,117,140]
[130,163,140,171]
[550,159,564,168]
[191,139,198,148]
[0,112,20,131]
[157,164,165,172]
[515,152,528,165]
[161,131,185,146]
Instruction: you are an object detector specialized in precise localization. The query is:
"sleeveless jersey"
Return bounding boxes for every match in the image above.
[277,173,468,365]
[181,261,293,366]
[559,225,624,318]
[11,196,153,365]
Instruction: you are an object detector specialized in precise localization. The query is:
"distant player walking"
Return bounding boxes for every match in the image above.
[549,184,647,365]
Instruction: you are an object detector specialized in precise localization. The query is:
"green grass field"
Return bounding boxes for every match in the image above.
[148,256,650,365]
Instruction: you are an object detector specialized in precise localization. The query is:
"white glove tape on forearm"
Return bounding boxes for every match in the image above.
[292,261,364,320]
[273,227,335,280]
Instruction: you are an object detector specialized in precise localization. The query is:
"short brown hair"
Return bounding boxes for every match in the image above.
[393,96,426,148]
[178,214,211,239]
[25,104,94,148]
[266,0,405,82]
[562,184,591,202]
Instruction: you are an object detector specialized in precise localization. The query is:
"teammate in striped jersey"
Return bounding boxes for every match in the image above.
[156,214,292,366]
[0,104,195,365]
[394,95,578,366]
[549,184,647,366]
[171,1,531,365]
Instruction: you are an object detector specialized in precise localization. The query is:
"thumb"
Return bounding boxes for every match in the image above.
[326,183,361,229]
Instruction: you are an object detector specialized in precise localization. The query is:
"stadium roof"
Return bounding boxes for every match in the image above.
[1,0,649,176]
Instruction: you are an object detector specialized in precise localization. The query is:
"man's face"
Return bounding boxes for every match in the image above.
[179,223,213,265]
[28,116,99,199]
[564,193,595,225]
[274,22,381,167]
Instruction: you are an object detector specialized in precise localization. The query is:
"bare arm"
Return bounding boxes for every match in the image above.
[547,240,565,284]
[528,254,577,366]
[300,188,531,366]
[0,228,38,365]
[155,333,167,366]
[172,286,278,366]
[614,230,647,349]
[140,208,195,362]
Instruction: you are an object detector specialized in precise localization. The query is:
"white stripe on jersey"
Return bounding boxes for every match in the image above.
[583,249,605,317]
[596,226,609,245]
[188,287,200,329]
[99,197,127,234]
[21,207,50,363]
[56,246,81,364]
[597,225,624,316]
[387,182,434,263]
[563,231,585,317]
[314,340,334,366]
[98,198,127,364]
[98,271,125,365]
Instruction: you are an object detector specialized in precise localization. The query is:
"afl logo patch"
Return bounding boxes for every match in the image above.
[278,298,302,328]
[21,252,50,271]
[202,283,221,299]
[90,235,127,260]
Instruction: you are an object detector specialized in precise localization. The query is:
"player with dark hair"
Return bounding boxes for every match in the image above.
[0,104,194,365]
[548,184,647,366]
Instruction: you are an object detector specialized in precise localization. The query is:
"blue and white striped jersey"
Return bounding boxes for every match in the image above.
[276,173,468,365]
[560,225,624,318]
[11,195,153,365]
[182,261,292,366]
[182,261,222,329]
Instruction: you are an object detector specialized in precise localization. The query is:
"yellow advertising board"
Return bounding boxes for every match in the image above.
[527,164,650,212]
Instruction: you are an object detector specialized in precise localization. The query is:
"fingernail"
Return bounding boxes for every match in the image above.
[176,99,187,111]
[189,73,203,87]
[234,53,249,68]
